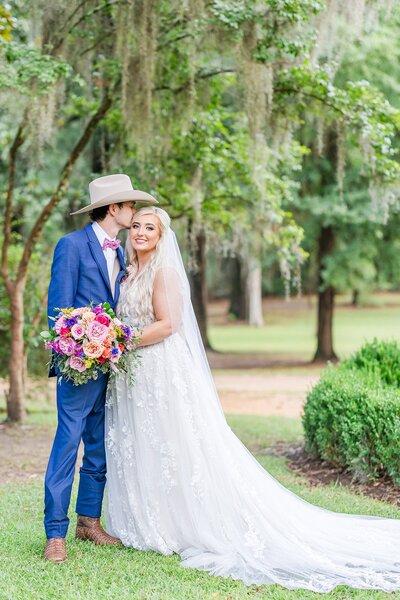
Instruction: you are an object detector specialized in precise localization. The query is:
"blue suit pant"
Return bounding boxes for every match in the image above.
[44,373,109,538]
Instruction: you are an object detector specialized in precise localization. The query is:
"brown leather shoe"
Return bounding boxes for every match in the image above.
[44,537,67,563]
[75,515,121,545]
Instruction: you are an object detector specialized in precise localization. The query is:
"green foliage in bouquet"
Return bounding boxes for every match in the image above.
[303,340,400,485]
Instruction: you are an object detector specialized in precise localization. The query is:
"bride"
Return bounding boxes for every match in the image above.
[105,206,400,593]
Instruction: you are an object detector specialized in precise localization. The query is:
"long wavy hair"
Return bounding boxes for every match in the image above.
[123,206,171,322]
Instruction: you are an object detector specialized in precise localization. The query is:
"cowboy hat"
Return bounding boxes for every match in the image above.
[70,174,158,215]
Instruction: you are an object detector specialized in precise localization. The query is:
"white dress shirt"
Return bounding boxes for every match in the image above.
[91,221,118,283]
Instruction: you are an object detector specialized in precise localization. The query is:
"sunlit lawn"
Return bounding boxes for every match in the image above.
[209,293,400,359]
[1,411,400,600]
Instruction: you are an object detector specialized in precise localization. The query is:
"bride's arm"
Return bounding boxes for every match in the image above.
[135,269,182,347]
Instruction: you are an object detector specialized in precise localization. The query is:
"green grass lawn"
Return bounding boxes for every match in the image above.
[1,413,399,600]
[209,295,400,360]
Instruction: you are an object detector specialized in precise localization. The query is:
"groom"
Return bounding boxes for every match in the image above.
[44,174,158,563]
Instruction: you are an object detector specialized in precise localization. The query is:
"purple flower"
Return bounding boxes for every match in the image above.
[121,325,131,338]
[93,306,104,315]
[65,317,78,327]
[111,347,119,355]
[58,337,78,356]
[52,341,61,353]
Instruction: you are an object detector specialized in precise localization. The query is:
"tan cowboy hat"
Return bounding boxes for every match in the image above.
[70,173,158,215]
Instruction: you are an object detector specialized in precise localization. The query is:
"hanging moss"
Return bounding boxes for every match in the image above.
[336,119,346,195]
[25,85,58,166]
[116,0,158,154]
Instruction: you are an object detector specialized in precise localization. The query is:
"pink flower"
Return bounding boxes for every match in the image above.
[71,323,85,339]
[95,313,110,326]
[83,340,104,359]
[81,312,96,324]
[59,327,71,336]
[68,356,86,372]
[58,337,77,356]
[86,321,109,343]
[50,339,61,353]
[54,316,66,333]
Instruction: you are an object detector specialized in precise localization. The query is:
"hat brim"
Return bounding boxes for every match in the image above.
[70,189,158,215]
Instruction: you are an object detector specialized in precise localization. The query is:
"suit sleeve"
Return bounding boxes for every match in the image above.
[47,236,80,328]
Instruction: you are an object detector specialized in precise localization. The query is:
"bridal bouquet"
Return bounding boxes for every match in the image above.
[41,303,141,385]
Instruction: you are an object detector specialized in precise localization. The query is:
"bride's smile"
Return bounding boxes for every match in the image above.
[130,215,161,254]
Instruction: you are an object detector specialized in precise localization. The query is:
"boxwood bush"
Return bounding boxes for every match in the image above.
[303,340,400,485]
[345,338,400,387]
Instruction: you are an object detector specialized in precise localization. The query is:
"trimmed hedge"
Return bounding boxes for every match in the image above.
[303,340,400,485]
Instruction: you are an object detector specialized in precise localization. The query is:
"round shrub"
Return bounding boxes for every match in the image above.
[344,338,400,387]
[303,341,400,485]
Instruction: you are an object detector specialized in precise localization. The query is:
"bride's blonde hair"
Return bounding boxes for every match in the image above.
[124,206,171,322]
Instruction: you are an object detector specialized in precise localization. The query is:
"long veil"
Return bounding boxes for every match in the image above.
[158,227,400,592]
[160,228,225,416]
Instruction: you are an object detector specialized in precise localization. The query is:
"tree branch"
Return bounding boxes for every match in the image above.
[155,68,236,94]
[16,90,113,284]
[1,122,26,285]
[51,0,123,55]
[80,31,114,57]
[274,87,348,117]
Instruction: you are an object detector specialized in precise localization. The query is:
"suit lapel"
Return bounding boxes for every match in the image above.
[114,246,126,304]
[84,224,112,295]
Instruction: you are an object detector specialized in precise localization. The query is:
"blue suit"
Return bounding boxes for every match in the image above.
[44,223,125,538]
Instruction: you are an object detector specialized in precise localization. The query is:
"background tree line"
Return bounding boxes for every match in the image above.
[1,0,400,421]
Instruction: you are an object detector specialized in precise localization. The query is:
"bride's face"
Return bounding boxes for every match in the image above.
[130,213,161,253]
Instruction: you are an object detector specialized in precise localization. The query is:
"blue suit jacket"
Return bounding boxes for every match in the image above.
[47,223,126,377]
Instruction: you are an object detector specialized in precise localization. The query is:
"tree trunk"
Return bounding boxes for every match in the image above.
[313,226,337,362]
[6,282,27,421]
[246,254,264,327]
[189,227,212,350]
[2,93,113,422]
[352,289,360,306]
[228,257,246,320]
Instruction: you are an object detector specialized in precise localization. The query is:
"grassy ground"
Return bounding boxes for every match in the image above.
[1,412,399,600]
[208,293,400,359]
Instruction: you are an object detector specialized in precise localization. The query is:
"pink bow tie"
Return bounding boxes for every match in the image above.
[102,239,121,251]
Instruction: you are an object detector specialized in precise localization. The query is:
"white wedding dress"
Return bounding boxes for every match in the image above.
[105,231,400,594]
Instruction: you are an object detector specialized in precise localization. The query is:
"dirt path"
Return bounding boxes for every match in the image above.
[0,422,53,483]
[0,369,320,484]
[215,370,320,418]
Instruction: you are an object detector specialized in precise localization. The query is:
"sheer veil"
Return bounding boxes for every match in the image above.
[159,226,225,417]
